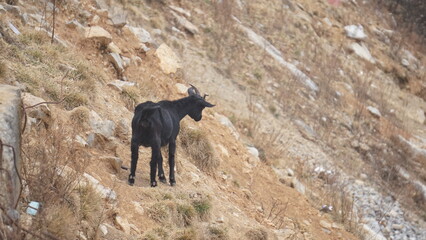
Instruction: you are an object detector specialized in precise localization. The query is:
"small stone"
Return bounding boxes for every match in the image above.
[401,59,409,67]
[107,42,122,54]
[216,216,225,223]
[320,220,332,229]
[109,14,127,28]
[122,56,131,68]
[367,106,381,118]
[107,80,135,92]
[246,146,259,158]
[115,216,130,234]
[131,56,142,66]
[392,224,403,230]
[286,168,294,177]
[171,11,199,34]
[100,156,122,172]
[344,24,367,40]
[99,224,108,236]
[90,15,100,25]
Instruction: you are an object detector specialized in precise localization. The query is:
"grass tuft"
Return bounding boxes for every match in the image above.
[180,124,219,173]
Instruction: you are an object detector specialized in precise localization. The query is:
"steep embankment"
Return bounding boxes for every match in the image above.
[0,0,424,239]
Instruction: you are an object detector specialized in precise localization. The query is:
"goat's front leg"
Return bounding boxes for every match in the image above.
[128,140,139,186]
[150,144,162,187]
[157,148,167,184]
[168,140,176,186]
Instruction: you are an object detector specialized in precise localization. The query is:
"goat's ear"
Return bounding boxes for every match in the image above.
[202,100,215,108]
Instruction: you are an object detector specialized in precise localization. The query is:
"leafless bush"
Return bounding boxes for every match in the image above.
[260,198,289,229]
[21,122,103,239]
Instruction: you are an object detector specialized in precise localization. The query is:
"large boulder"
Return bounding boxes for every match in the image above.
[155,43,182,74]
[85,26,112,45]
[0,85,22,210]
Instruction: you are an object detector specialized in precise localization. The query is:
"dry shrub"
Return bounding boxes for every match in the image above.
[179,124,219,173]
[22,123,103,239]
[245,228,268,240]
[147,200,196,227]
[174,227,197,240]
[208,225,229,240]
[177,203,196,227]
[0,61,7,79]
[147,201,173,223]
[192,198,211,221]
[39,204,78,240]
[69,106,90,131]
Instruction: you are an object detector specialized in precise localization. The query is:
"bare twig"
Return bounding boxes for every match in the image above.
[51,0,56,44]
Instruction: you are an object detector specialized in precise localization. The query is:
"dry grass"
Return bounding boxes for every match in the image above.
[179,124,219,173]
[245,228,268,240]
[21,122,103,239]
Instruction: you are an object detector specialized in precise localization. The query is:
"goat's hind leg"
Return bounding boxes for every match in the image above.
[150,144,162,187]
[168,140,176,186]
[128,141,139,186]
[157,148,167,183]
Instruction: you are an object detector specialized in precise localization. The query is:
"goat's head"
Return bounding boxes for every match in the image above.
[187,85,215,121]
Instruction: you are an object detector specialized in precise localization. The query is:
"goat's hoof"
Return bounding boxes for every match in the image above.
[159,177,167,183]
[128,175,135,186]
[151,181,158,187]
[170,181,176,187]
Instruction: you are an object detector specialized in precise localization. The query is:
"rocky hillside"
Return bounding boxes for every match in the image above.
[0,0,424,239]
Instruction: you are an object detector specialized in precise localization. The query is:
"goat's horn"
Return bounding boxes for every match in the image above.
[203,94,209,99]
[189,84,200,95]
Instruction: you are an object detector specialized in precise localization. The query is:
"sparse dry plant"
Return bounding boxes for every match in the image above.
[21,122,103,239]
[245,228,268,240]
[179,124,219,173]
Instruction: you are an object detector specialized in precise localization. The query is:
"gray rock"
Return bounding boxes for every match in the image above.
[100,156,122,173]
[83,173,116,201]
[108,53,125,74]
[79,10,92,20]
[155,43,182,74]
[85,26,112,45]
[22,93,51,127]
[291,178,306,195]
[171,11,198,34]
[169,5,191,18]
[128,26,153,44]
[89,110,115,139]
[7,21,20,35]
[320,220,332,229]
[0,85,22,210]
[28,14,43,24]
[4,4,21,17]
[350,43,375,63]
[122,56,131,68]
[107,80,135,92]
[109,14,127,28]
[94,0,109,9]
[99,224,108,236]
[246,146,259,158]
[65,19,84,31]
[344,24,367,40]
[294,119,317,140]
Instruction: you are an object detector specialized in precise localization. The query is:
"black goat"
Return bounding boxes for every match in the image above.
[128,85,215,187]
